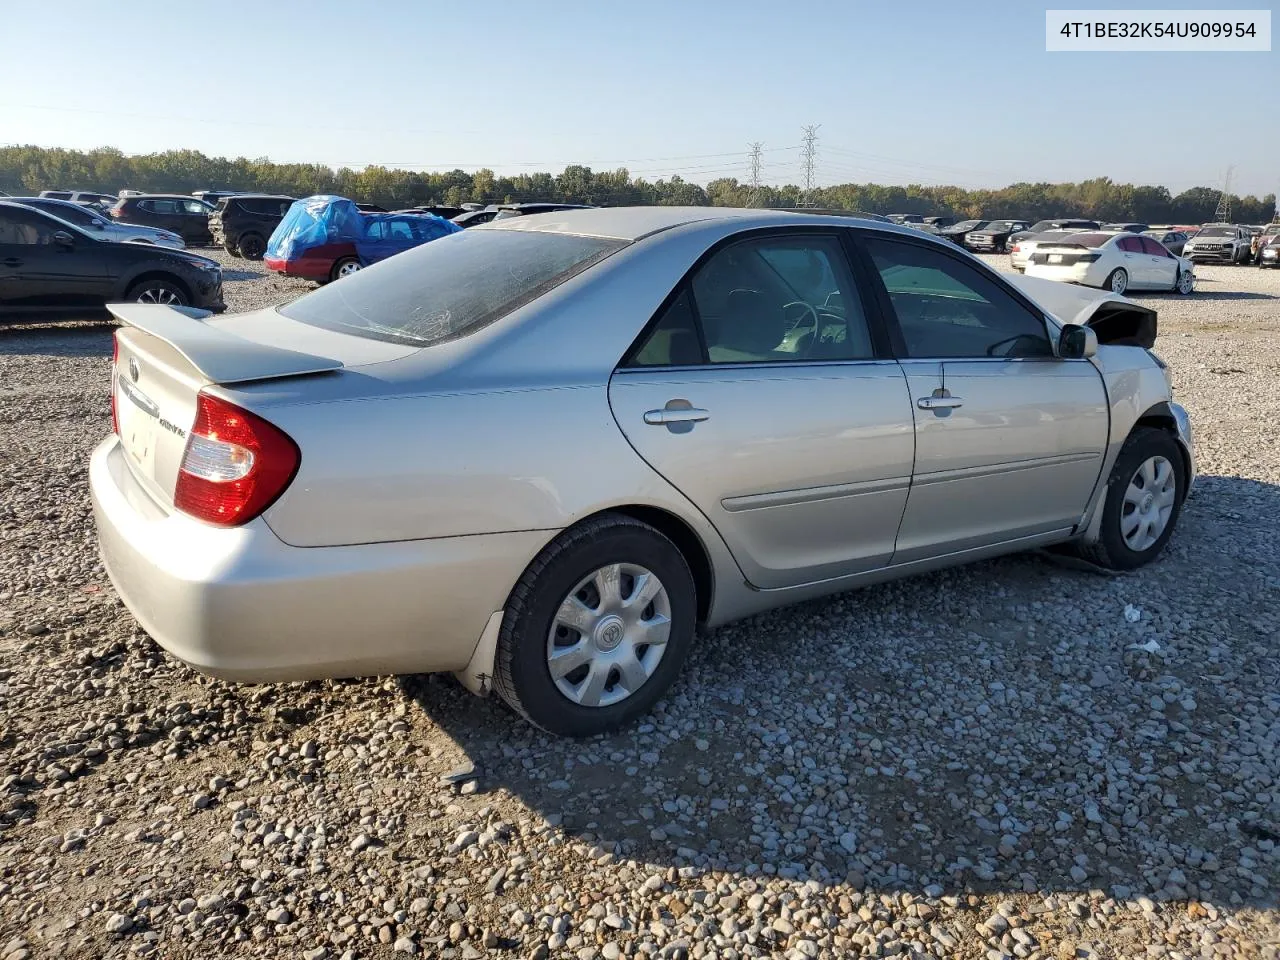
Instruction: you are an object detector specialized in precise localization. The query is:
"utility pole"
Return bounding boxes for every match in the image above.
[747,142,763,207]
[800,124,820,207]
[1213,166,1234,223]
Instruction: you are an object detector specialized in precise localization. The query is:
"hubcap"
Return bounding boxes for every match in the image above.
[546,563,671,708]
[337,261,361,277]
[136,286,179,305]
[1121,455,1177,552]
[1179,272,1193,293]
[1111,271,1126,293]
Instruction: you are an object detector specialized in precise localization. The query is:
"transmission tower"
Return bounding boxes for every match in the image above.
[747,142,763,207]
[799,124,821,207]
[1213,166,1234,223]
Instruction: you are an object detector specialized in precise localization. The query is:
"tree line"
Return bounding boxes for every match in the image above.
[2,144,1275,225]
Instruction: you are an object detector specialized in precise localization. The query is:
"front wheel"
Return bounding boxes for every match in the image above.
[1105,268,1128,295]
[1175,270,1194,295]
[237,233,266,260]
[1073,427,1184,571]
[493,514,697,736]
[330,257,362,282]
[125,278,187,306]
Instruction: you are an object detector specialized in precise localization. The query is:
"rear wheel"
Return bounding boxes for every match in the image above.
[494,514,697,736]
[1074,427,1184,571]
[330,257,361,282]
[125,278,187,306]
[223,240,240,256]
[237,233,266,260]
[1105,268,1128,294]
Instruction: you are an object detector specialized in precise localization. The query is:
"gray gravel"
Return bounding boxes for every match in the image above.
[1,250,1277,959]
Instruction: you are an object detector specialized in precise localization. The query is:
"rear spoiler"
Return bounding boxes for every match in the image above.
[107,303,344,385]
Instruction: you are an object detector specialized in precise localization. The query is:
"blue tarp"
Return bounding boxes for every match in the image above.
[266,195,460,262]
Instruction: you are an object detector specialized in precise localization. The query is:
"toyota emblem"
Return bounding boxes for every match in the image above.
[128,356,140,382]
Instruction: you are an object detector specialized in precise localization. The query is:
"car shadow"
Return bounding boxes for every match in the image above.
[0,322,114,357]
[221,269,261,282]
[398,473,1280,908]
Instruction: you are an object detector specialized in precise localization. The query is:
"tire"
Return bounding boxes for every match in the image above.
[1104,268,1128,295]
[493,514,697,736]
[330,257,361,282]
[237,233,266,260]
[1073,427,1185,572]
[1175,269,1194,295]
[223,240,240,257]
[125,278,188,307]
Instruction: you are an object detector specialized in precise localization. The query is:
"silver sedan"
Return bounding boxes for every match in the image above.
[91,208,1195,735]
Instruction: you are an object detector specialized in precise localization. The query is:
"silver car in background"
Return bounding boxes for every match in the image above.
[91,208,1194,735]
[10,196,186,248]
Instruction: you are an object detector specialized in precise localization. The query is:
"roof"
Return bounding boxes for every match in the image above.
[483,205,926,242]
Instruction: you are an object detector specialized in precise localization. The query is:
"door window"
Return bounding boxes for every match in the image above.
[626,234,875,366]
[0,210,55,244]
[1117,236,1144,253]
[1140,236,1172,257]
[864,237,1053,359]
[182,200,210,215]
[142,199,181,215]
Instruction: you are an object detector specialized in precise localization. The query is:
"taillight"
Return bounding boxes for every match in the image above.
[1078,253,1101,263]
[1010,244,1021,254]
[174,391,300,527]
[110,332,120,436]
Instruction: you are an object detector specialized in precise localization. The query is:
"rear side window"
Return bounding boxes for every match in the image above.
[1117,236,1144,253]
[280,229,627,346]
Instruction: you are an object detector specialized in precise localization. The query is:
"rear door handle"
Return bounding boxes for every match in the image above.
[1,258,22,267]
[917,395,963,410]
[644,407,710,425]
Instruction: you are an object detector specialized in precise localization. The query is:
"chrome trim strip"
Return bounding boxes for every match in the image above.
[722,476,910,512]
[912,452,1100,487]
[615,359,901,374]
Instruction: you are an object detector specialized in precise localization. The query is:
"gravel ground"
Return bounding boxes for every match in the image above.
[1,249,1277,960]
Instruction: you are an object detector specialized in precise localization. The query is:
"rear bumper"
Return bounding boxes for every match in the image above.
[264,256,330,283]
[90,436,545,682]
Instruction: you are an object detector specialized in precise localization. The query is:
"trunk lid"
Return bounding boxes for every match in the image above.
[107,303,410,509]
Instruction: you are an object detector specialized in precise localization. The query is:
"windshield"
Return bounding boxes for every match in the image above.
[1028,220,1057,232]
[984,220,1015,232]
[950,220,983,230]
[1197,226,1234,238]
[280,228,627,346]
[1057,232,1112,248]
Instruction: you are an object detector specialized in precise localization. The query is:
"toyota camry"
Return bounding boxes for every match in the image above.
[91,208,1195,735]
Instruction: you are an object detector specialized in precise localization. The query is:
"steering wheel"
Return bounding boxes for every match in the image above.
[782,300,820,354]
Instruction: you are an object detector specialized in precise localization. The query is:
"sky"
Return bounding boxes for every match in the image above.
[2,0,1277,197]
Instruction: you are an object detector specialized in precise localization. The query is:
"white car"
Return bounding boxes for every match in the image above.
[1025,231,1195,295]
[10,197,186,249]
[1009,229,1079,272]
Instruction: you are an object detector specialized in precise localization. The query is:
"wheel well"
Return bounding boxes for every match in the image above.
[1134,412,1190,493]
[599,505,714,624]
[125,271,192,302]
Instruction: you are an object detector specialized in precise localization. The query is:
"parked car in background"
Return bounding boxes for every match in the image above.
[886,213,925,224]
[1009,229,1091,272]
[1250,223,1280,263]
[452,207,500,228]
[355,203,389,213]
[0,200,223,316]
[265,196,461,283]
[1182,223,1254,264]
[210,194,294,259]
[1257,231,1280,268]
[109,195,216,244]
[1142,229,1190,256]
[90,207,1194,736]
[407,205,466,219]
[1026,231,1195,295]
[1102,222,1150,234]
[1009,218,1100,246]
[964,219,1029,253]
[934,219,987,246]
[7,197,186,249]
[922,215,956,228]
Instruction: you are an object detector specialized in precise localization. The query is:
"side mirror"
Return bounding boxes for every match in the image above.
[1059,323,1097,359]
[52,230,75,248]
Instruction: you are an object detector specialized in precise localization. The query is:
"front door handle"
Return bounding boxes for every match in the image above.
[917,395,963,410]
[644,407,710,425]
[1,258,22,267]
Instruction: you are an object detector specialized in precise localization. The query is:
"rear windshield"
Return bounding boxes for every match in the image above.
[279,228,627,346]
[1058,232,1112,248]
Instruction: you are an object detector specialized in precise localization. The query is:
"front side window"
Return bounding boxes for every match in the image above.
[628,234,875,366]
[182,200,210,215]
[1117,236,1144,253]
[1140,237,1171,257]
[865,237,1053,359]
[0,211,55,245]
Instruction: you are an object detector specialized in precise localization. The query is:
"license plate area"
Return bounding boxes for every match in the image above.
[116,375,160,476]
[1048,253,1063,264]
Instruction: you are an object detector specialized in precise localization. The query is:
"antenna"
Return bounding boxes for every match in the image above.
[799,124,821,207]
[1213,166,1234,223]
[747,142,763,207]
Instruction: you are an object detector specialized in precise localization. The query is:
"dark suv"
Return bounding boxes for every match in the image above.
[211,195,294,259]
[108,195,215,243]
